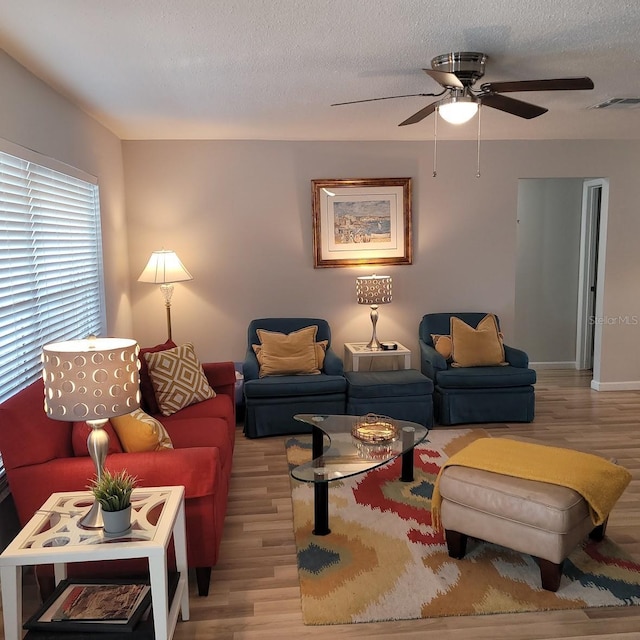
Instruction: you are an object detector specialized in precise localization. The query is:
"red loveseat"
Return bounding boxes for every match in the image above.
[0,347,236,597]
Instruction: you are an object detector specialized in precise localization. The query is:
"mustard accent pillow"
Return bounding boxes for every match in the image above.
[431,334,453,360]
[144,342,215,416]
[450,314,506,367]
[110,409,174,452]
[253,340,328,374]
[254,326,323,377]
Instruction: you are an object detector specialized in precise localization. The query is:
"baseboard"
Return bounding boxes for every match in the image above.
[591,380,640,391]
[529,361,576,370]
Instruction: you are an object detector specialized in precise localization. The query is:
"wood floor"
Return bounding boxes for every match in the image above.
[4,370,640,639]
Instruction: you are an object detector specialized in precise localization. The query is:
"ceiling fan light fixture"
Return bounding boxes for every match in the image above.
[438,94,478,124]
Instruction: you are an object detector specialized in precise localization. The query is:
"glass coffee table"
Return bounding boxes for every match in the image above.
[292,414,428,535]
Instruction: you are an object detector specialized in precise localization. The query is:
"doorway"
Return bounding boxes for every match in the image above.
[576,179,608,380]
[514,178,608,380]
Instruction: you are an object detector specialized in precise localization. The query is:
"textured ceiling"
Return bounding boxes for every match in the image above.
[1,0,639,141]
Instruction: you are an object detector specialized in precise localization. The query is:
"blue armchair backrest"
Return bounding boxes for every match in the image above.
[419,313,502,346]
[247,317,332,347]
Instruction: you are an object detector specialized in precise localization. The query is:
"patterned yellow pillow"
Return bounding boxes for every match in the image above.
[144,343,215,416]
[110,409,173,452]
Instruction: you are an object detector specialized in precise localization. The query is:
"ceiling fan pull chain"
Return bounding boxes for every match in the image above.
[432,108,438,177]
[476,103,482,178]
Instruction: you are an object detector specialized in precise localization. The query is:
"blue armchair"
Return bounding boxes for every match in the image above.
[419,313,536,425]
[243,318,347,438]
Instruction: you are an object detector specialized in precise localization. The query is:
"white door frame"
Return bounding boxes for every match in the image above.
[575,178,609,382]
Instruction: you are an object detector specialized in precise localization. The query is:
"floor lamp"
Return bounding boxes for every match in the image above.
[356,274,393,351]
[138,250,193,341]
[42,337,140,529]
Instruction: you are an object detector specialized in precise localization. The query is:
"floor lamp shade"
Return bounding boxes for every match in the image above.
[137,250,193,285]
[42,337,140,528]
[138,250,193,341]
[356,275,392,351]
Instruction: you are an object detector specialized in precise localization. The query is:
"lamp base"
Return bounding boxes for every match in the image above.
[82,418,109,530]
[366,304,383,351]
[79,500,103,529]
[365,336,383,351]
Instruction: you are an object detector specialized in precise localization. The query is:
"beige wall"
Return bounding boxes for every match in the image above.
[3,50,638,387]
[123,139,640,388]
[0,51,133,337]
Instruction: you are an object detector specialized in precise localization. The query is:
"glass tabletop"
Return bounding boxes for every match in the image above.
[291,414,428,483]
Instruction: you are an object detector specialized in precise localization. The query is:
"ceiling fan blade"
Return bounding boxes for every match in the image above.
[424,69,464,89]
[480,93,548,119]
[398,101,438,126]
[480,77,594,94]
[331,92,440,106]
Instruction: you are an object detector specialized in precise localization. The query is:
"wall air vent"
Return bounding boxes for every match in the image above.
[588,97,640,110]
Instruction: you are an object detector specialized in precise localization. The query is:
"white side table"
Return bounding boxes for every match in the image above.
[0,486,189,640]
[344,342,412,372]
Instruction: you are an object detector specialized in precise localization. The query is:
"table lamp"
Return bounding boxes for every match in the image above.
[138,250,193,341]
[42,337,140,529]
[356,274,393,351]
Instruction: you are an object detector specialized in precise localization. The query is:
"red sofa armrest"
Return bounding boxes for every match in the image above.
[8,448,221,526]
[203,361,236,402]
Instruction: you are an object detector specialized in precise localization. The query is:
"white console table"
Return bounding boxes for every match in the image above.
[344,342,412,372]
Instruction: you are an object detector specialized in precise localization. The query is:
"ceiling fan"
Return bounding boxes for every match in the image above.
[332,52,594,126]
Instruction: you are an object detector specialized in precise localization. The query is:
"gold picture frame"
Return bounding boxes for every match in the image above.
[312,178,412,268]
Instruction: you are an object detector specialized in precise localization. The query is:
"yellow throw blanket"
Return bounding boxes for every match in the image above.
[431,437,632,530]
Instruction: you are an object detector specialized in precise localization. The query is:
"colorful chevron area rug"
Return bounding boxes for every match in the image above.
[286,428,640,625]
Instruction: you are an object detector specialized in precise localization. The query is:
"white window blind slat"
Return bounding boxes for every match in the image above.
[0,146,105,496]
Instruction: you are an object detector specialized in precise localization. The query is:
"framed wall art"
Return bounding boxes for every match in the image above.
[311,178,412,268]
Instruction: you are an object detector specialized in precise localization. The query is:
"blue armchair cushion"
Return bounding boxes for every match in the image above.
[436,366,536,389]
[244,373,347,399]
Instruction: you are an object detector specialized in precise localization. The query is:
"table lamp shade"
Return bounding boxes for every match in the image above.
[356,275,393,305]
[42,338,140,421]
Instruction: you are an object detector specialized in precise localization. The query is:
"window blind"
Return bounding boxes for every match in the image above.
[0,145,105,499]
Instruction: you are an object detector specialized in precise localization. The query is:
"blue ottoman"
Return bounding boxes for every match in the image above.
[346,369,434,427]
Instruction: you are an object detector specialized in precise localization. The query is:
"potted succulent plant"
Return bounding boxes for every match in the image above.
[89,469,137,536]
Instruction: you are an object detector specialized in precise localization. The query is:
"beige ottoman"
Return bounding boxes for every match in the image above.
[439,464,606,591]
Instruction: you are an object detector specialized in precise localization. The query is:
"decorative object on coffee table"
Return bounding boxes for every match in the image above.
[89,469,137,536]
[138,249,193,341]
[351,413,399,459]
[356,274,392,350]
[42,337,140,529]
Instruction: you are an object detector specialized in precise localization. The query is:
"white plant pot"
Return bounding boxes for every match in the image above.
[102,505,132,537]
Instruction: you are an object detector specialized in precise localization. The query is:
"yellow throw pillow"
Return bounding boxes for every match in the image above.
[110,408,173,452]
[431,334,453,360]
[144,342,215,416]
[450,314,506,367]
[254,326,322,377]
[253,339,328,374]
